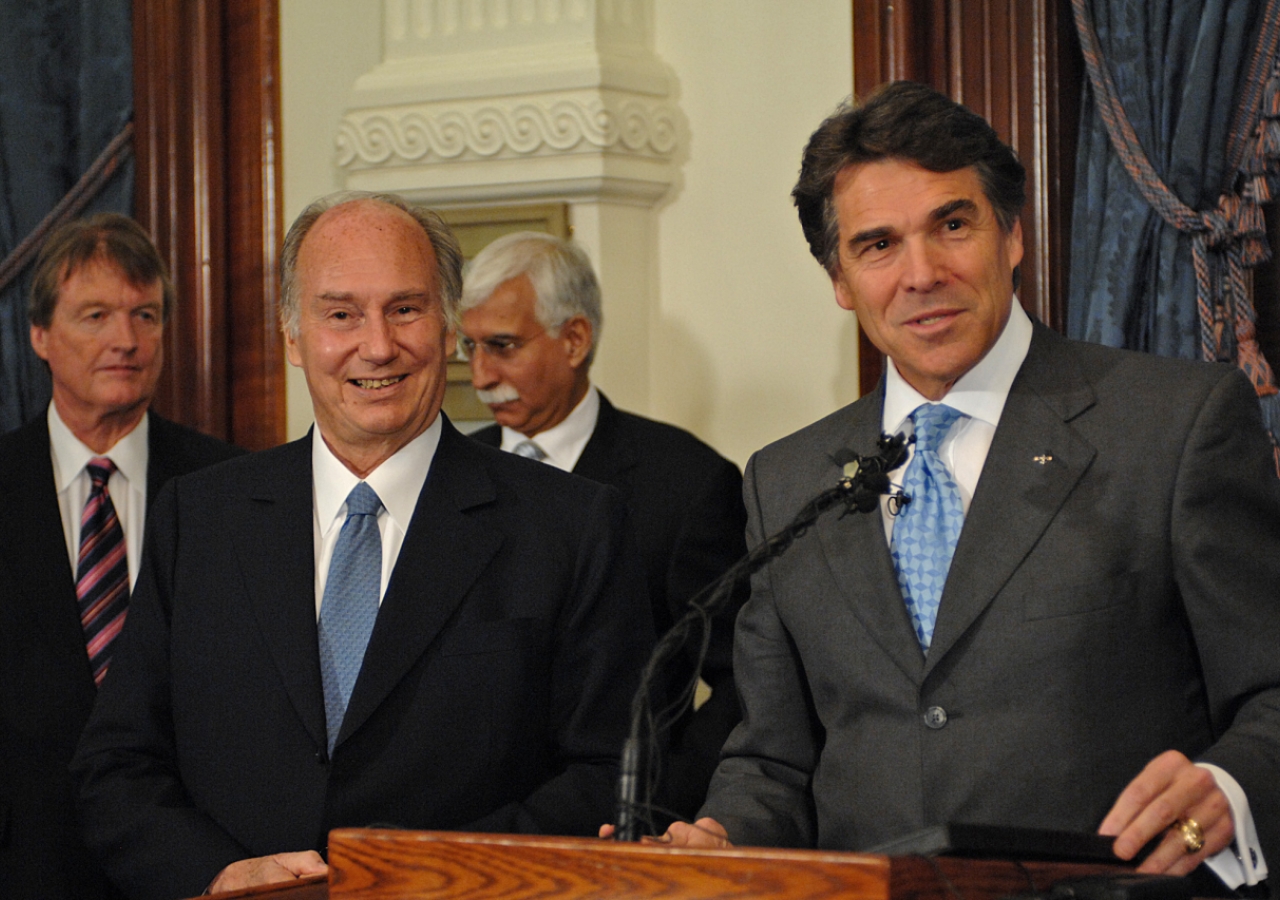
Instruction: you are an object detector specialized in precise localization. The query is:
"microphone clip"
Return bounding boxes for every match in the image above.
[836,432,909,515]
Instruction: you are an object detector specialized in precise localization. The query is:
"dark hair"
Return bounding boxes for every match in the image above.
[279,191,464,336]
[793,81,1026,275]
[29,213,175,327]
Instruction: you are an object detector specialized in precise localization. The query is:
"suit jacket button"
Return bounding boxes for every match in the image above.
[923,706,948,729]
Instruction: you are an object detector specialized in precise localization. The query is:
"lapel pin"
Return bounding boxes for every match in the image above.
[1033,453,1053,465]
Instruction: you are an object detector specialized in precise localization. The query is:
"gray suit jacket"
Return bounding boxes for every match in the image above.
[702,324,1280,871]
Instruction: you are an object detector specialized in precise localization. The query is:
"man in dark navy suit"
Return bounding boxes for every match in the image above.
[0,214,240,900]
[460,232,747,821]
[73,193,652,900]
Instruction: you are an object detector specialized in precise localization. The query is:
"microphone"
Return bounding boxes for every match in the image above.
[614,432,908,841]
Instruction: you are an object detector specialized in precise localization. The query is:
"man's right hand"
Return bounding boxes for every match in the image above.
[666,817,732,848]
[206,852,328,894]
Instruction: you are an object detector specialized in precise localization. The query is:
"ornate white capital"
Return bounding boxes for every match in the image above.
[337,0,681,207]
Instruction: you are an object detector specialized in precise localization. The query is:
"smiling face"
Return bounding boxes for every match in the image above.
[830,159,1023,400]
[30,258,165,449]
[285,200,455,477]
[459,274,591,438]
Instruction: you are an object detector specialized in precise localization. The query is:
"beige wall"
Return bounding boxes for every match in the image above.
[280,1,855,467]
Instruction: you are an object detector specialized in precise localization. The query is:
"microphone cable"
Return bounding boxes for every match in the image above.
[615,432,910,841]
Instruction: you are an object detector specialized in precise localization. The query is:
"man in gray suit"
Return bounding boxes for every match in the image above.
[657,82,1280,893]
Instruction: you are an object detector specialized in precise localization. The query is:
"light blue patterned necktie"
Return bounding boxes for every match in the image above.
[318,482,383,752]
[891,403,965,652]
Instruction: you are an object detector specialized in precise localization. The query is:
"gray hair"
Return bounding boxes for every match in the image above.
[460,231,603,365]
[279,190,464,336]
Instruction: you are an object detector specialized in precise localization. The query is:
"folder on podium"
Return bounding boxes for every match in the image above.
[197,828,1131,900]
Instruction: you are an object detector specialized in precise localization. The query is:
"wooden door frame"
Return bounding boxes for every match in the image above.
[132,0,285,450]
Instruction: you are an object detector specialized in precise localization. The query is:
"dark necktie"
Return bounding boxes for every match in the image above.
[318,482,383,752]
[891,403,965,651]
[77,457,129,686]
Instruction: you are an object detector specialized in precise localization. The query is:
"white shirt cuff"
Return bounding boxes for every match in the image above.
[1198,762,1267,888]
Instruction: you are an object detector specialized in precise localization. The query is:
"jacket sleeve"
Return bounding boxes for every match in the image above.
[72,481,252,900]
[457,486,655,836]
[1172,369,1280,874]
[697,453,819,848]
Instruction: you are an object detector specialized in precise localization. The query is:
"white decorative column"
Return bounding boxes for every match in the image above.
[335,0,683,412]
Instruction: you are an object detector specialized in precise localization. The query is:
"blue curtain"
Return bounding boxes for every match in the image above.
[0,0,133,432]
[1068,0,1262,358]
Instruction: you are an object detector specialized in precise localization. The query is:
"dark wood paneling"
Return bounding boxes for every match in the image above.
[133,0,284,450]
[224,0,286,449]
[852,0,1082,396]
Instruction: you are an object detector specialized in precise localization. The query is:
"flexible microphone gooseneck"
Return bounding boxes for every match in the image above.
[614,432,910,841]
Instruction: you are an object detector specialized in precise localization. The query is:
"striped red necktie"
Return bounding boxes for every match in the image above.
[76,457,129,686]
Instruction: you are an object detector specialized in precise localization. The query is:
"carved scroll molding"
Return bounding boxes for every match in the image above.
[338,93,680,167]
[337,0,682,207]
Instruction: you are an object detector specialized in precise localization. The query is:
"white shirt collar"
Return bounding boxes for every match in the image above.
[47,403,149,490]
[882,300,1033,434]
[499,383,600,472]
[312,415,442,536]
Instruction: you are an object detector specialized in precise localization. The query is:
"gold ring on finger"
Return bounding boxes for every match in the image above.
[1176,818,1204,854]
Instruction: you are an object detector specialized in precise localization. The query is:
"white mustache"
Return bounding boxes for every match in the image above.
[476,384,520,405]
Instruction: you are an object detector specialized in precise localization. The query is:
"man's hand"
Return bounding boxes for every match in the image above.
[666,818,732,848]
[598,817,733,848]
[206,852,328,894]
[1099,750,1233,876]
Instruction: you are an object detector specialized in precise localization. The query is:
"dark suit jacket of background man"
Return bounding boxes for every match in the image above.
[0,411,241,900]
[473,391,748,818]
[702,323,1280,870]
[73,417,654,900]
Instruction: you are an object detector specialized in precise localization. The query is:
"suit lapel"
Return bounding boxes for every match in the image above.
[573,393,636,484]
[470,423,501,448]
[0,417,95,694]
[338,420,503,746]
[815,391,928,681]
[230,438,329,751]
[925,326,1097,673]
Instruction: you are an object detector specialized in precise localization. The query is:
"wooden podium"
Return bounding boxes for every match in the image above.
[201,830,1130,900]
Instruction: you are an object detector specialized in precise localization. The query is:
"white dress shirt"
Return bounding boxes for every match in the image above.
[49,405,149,590]
[498,383,600,472]
[879,300,1032,538]
[311,416,442,617]
[878,301,1264,888]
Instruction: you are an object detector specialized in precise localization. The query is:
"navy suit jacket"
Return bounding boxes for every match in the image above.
[73,417,654,900]
[0,411,241,900]
[703,325,1280,874]
[473,392,747,818]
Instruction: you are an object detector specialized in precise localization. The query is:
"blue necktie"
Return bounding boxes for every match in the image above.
[891,403,965,651]
[318,482,383,752]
